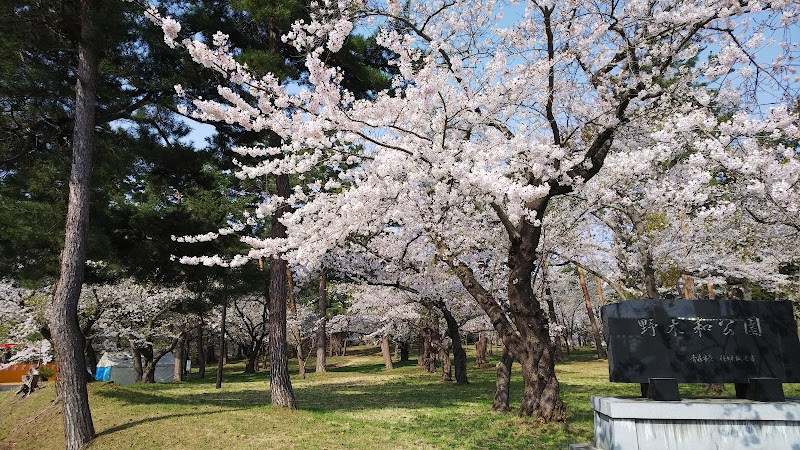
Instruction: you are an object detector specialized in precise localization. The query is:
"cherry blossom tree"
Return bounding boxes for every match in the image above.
[0,281,52,366]
[226,293,269,373]
[146,0,800,420]
[97,279,191,382]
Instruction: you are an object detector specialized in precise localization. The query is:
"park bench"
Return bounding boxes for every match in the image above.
[15,366,40,398]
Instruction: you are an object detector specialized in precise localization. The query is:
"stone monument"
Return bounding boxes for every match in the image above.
[574,299,800,450]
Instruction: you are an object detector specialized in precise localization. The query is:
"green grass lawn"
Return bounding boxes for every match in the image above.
[1,347,798,449]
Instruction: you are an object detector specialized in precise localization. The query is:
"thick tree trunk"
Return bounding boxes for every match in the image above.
[449,204,566,421]
[143,364,156,383]
[197,322,206,379]
[398,341,409,361]
[131,344,144,382]
[642,249,659,299]
[49,0,98,447]
[436,344,452,382]
[475,332,488,367]
[316,272,327,373]
[216,294,227,389]
[419,326,438,373]
[244,345,259,374]
[268,172,297,408]
[492,346,513,412]
[173,334,185,381]
[683,274,697,299]
[577,267,607,360]
[380,334,394,370]
[437,302,468,384]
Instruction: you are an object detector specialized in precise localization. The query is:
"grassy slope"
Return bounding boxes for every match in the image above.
[1,348,797,449]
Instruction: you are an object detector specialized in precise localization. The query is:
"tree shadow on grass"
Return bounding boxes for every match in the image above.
[296,376,497,413]
[94,408,247,438]
[93,383,270,409]
[324,359,419,374]
[93,373,495,413]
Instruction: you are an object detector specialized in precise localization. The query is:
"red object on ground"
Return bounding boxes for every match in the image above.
[0,343,18,349]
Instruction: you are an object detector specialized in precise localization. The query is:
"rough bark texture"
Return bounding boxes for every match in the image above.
[380,334,394,370]
[492,347,513,412]
[316,272,327,373]
[683,274,697,299]
[448,198,567,421]
[475,331,487,367]
[425,326,451,381]
[437,302,468,384]
[269,172,297,408]
[49,0,98,447]
[577,267,607,360]
[131,345,143,382]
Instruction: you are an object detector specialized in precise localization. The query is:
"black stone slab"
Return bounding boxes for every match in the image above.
[601,299,800,383]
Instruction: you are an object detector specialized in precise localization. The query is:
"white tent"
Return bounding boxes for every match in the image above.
[95,351,175,385]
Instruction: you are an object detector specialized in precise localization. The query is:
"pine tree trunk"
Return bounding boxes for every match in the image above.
[50,0,98,447]
[381,334,393,370]
[492,346,513,412]
[268,172,296,408]
[197,322,206,379]
[316,272,327,373]
[577,267,607,359]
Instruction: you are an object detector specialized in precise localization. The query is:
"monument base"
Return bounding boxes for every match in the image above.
[587,396,800,450]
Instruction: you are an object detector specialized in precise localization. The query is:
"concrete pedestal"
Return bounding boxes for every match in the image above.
[589,396,800,450]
